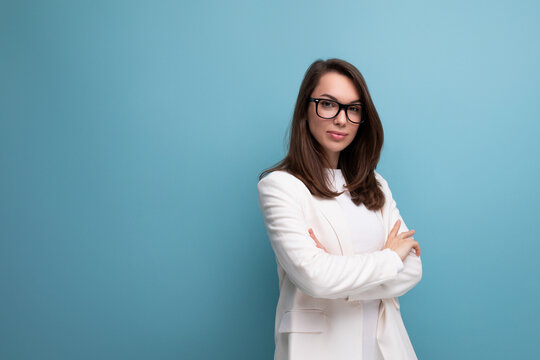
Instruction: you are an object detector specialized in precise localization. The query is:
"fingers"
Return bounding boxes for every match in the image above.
[411,241,420,256]
[398,229,415,239]
[387,219,421,258]
[308,228,328,253]
[389,219,401,238]
[390,220,416,241]
[308,228,319,245]
[405,238,420,257]
[398,232,421,257]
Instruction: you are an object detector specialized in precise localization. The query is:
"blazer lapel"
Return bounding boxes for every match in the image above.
[377,208,387,241]
[311,196,354,256]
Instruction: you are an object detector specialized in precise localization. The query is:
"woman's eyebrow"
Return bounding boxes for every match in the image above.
[319,93,362,104]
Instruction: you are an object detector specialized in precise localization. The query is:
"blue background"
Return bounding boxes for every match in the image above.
[1,0,539,359]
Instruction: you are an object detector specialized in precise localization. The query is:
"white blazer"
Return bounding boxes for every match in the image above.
[257,170,422,360]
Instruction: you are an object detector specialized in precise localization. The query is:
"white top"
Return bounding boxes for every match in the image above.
[326,168,404,360]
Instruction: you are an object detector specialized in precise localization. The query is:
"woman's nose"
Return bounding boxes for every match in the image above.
[333,109,347,126]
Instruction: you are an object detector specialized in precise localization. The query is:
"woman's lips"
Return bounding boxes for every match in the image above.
[327,131,347,140]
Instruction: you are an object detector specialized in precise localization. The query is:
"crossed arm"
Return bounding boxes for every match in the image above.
[310,224,422,301]
[257,171,422,301]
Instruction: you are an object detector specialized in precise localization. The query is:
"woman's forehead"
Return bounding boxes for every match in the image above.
[313,72,360,103]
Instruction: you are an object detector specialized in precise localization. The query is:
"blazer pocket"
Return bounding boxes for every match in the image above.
[278,309,327,334]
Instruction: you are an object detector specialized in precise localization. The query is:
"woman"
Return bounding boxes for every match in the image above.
[257,58,422,360]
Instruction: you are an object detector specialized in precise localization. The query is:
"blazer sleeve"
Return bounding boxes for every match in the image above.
[346,174,423,302]
[257,171,403,299]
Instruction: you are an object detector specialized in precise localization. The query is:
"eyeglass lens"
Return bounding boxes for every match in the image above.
[317,99,362,123]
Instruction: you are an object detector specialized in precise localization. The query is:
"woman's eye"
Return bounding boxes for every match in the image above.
[321,101,335,108]
[349,105,361,113]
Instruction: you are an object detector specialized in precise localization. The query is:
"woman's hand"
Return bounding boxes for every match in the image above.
[308,228,328,253]
[310,220,420,261]
[383,219,420,261]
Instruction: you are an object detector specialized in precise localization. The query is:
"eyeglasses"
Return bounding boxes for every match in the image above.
[308,97,363,124]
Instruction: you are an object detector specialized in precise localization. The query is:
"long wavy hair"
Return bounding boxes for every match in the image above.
[259,58,386,210]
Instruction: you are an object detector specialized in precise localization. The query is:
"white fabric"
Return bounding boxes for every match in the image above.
[326,169,404,271]
[257,169,422,360]
[326,168,403,360]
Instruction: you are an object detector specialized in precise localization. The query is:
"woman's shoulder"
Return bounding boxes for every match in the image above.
[257,170,308,194]
[260,169,388,187]
[258,169,303,186]
[374,170,391,193]
[374,170,386,184]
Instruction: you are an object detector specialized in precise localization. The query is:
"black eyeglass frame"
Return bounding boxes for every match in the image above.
[308,97,364,124]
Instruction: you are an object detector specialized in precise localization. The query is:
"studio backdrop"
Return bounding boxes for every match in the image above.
[1,0,539,359]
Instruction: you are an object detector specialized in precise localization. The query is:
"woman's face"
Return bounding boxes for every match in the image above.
[307,71,361,168]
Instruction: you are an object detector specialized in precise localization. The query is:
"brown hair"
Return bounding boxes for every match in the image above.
[259,58,386,210]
